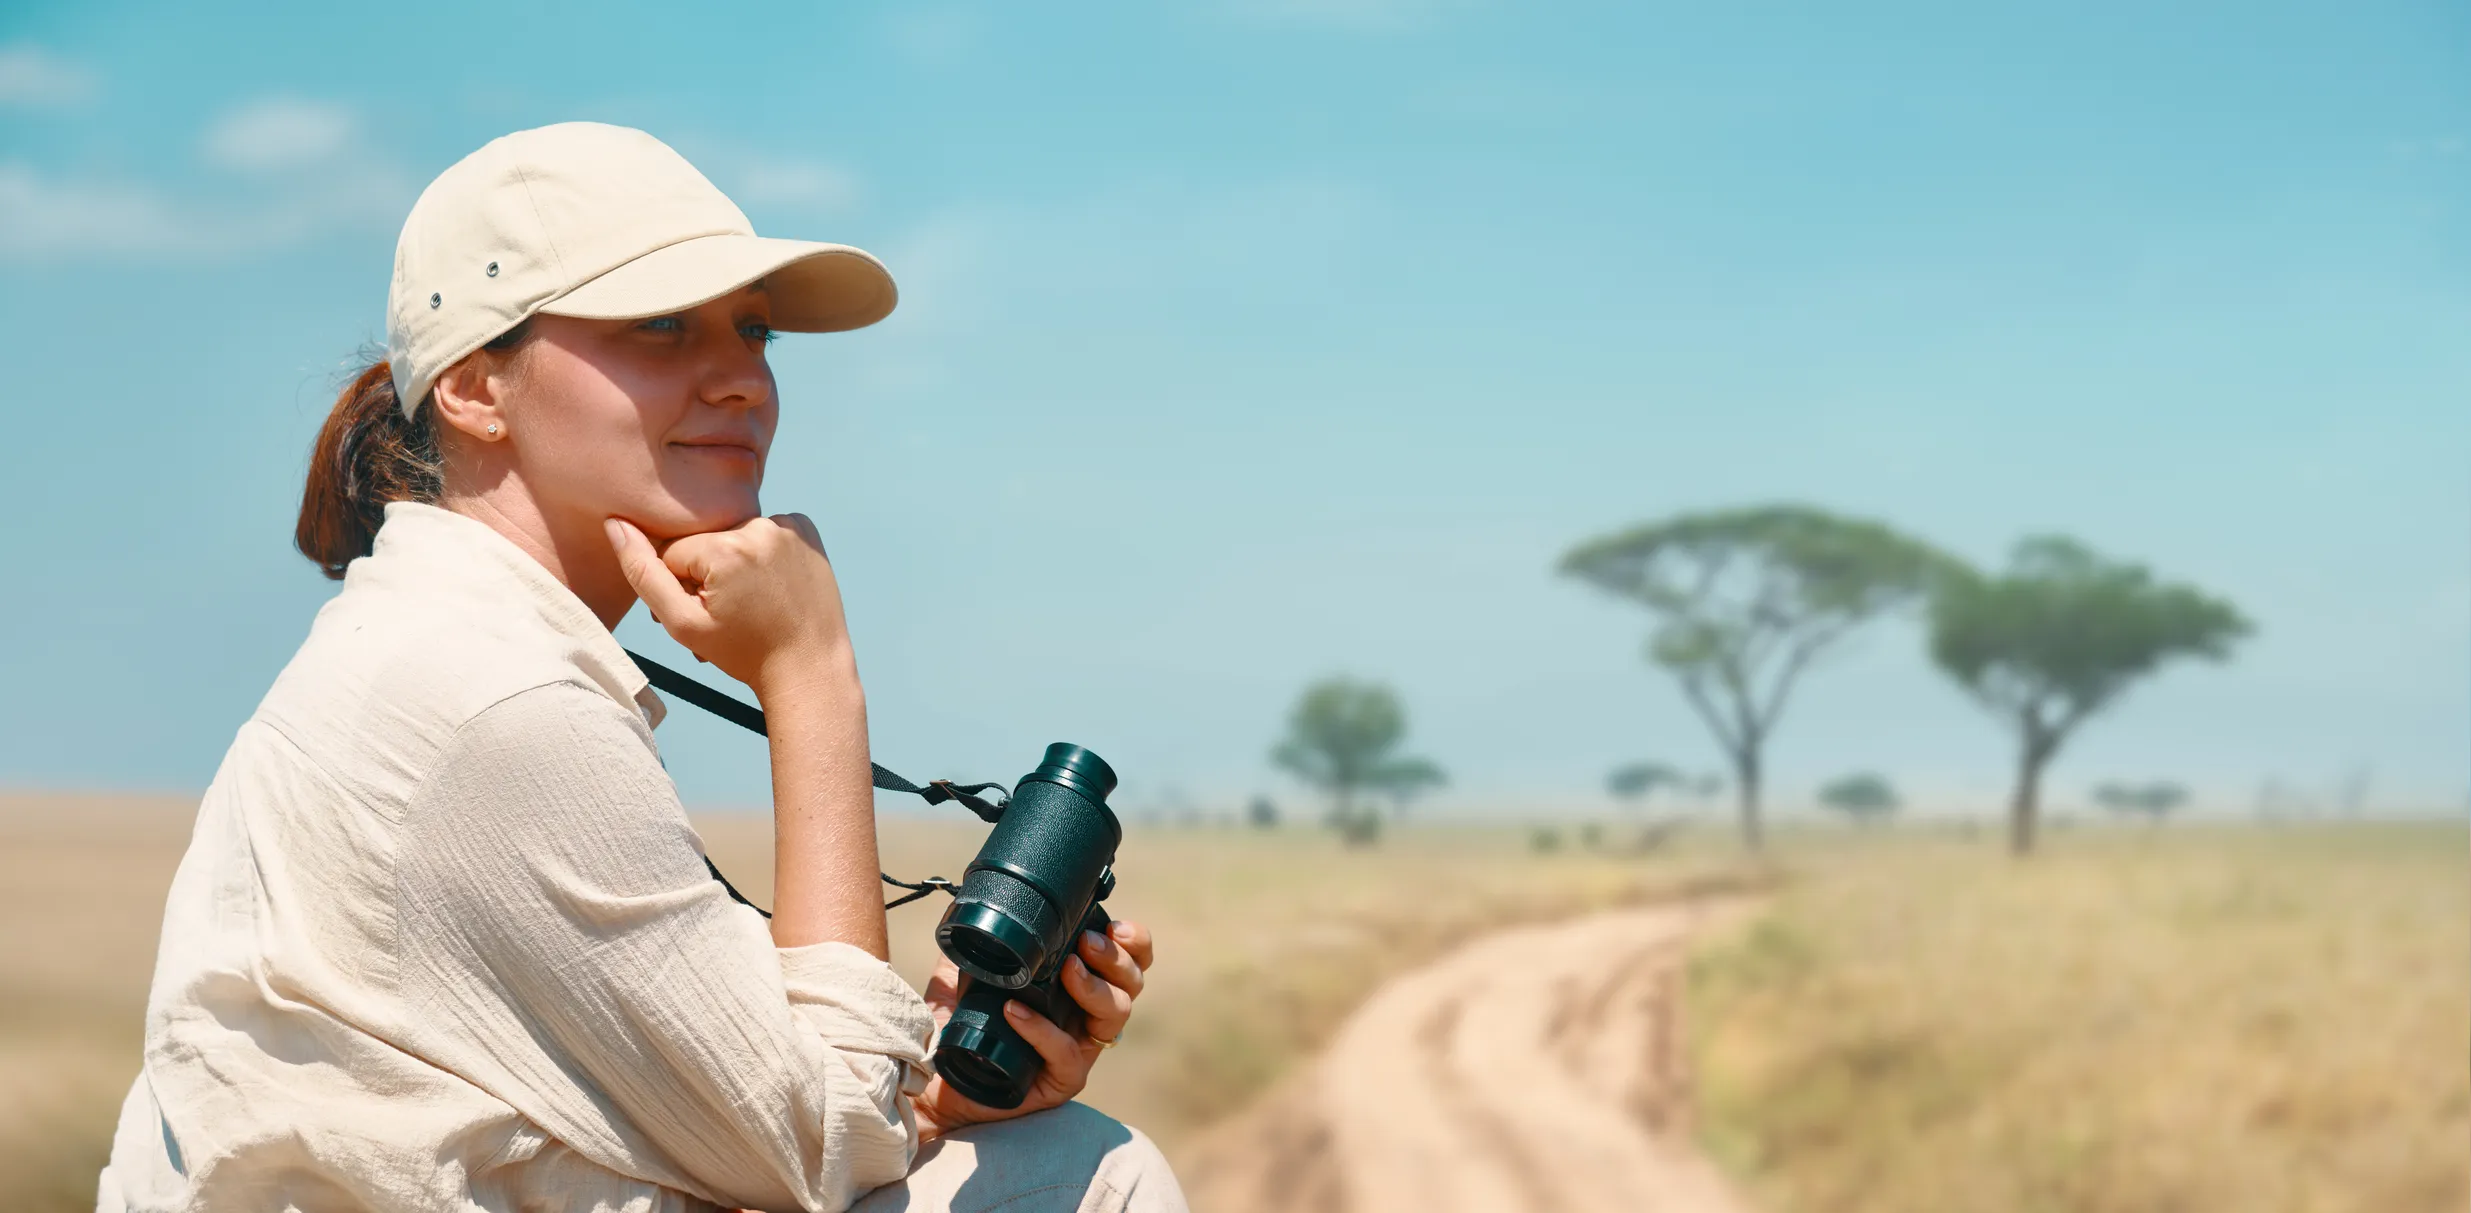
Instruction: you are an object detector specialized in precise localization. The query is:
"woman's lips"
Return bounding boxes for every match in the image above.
[672,441,760,472]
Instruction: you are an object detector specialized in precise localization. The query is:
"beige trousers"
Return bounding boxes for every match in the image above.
[850,1103,1188,1213]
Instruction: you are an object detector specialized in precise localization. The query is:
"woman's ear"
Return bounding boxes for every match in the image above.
[430,355,509,443]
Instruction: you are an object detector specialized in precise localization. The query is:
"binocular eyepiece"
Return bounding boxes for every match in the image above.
[930,743,1123,1109]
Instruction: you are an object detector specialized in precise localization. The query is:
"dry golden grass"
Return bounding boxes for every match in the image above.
[21,788,2449,1213]
[704,811,1749,1151]
[1688,822,2469,1213]
[0,793,196,1213]
[0,792,1729,1211]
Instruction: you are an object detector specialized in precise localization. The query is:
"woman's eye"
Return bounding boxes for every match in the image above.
[639,316,685,334]
[741,323,779,344]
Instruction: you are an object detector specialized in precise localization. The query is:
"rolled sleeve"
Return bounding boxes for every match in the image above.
[780,941,938,1184]
[398,681,931,1212]
[781,941,937,1058]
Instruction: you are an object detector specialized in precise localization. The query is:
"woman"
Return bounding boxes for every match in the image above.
[97,123,1185,1213]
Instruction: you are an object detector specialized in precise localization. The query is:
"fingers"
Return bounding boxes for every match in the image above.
[924,958,961,1002]
[922,960,962,1028]
[610,512,857,703]
[1068,923,1150,1046]
[1106,919,1155,972]
[605,518,706,630]
[1064,954,1135,1044]
[1076,929,1146,999]
[1003,999,1093,1085]
[769,512,827,557]
[916,1074,1004,1130]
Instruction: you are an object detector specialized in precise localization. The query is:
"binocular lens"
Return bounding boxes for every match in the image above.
[941,922,1028,984]
[935,895,1048,988]
[933,1046,1019,1106]
[932,986,1053,1110]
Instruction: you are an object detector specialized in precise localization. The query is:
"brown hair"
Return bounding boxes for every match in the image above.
[295,323,530,579]
[295,358,443,579]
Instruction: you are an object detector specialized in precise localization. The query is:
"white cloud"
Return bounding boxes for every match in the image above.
[0,164,187,257]
[0,159,406,260]
[731,157,862,212]
[1,105,410,262]
[881,7,986,67]
[0,44,96,107]
[201,97,358,173]
[1223,0,1479,32]
[1412,75,1588,125]
[2392,135,2466,160]
[822,178,1380,394]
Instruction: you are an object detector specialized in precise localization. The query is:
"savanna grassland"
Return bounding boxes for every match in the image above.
[0,792,1738,1213]
[7,791,2459,1213]
[1689,822,2469,1213]
[722,808,1751,1149]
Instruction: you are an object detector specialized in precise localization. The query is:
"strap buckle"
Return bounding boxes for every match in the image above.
[882,874,962,911]
[923,779,1010,823]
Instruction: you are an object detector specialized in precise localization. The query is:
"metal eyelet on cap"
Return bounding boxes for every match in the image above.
[485,262,498,277]
[430,292,442,308]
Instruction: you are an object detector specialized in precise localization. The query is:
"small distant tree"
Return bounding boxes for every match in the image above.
[2093,780,2188,825]
[2255,777,2311,821]
[1270,677,1445,846]
[1930,537,2249,856]
[1561,505,1957,851]
[1818,772,1900,825]
[2335,765,2372,817]
[1245,796,1279,830]
[1603,762,1701,853]
[1607,761,1686,805]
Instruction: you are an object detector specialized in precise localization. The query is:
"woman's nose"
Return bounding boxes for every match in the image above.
[700,345,775,412]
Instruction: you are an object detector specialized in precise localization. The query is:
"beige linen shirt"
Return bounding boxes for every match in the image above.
[98,502,935,1213]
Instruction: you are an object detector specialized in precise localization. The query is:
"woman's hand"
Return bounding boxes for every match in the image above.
[913,919,1155,1139]
[605,514,853,703]
[609,512,885,955]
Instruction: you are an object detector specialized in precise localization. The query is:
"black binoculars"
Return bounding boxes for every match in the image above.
[619,652,1129,1111]
[930,742,1123,1109]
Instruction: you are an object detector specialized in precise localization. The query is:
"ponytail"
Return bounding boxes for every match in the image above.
[295,358,442,579]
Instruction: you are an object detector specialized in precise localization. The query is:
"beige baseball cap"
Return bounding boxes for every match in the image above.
[385,121,895,416]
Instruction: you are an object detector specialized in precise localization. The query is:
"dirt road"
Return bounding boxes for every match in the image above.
[1179,897,1753,1213]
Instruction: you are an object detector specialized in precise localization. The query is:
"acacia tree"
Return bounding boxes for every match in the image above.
[1930,537,2248,856]
[1606,761,1685,805]
[1561,505,1954,850]
[1271,677,1445,846]
[1818,772,1901,825]
[2093,781,2188,826]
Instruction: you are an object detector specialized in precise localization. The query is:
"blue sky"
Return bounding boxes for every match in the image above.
[1,0,2464,818]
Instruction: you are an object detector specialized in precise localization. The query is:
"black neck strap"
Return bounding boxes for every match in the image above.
[624,649,996,913]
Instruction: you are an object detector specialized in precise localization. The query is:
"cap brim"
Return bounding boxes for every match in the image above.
[538,233,896,332]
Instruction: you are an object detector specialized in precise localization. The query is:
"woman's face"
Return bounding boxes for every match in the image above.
[490,285,781,540]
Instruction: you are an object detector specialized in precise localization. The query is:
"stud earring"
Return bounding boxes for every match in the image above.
[486,423,500,436]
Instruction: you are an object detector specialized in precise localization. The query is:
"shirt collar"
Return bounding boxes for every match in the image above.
[368,502,664,726]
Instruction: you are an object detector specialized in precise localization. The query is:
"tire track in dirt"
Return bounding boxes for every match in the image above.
[1181,896,1754,1213]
